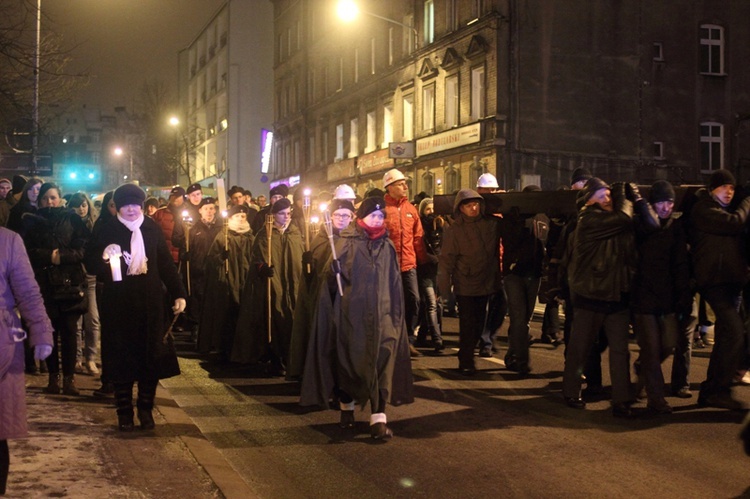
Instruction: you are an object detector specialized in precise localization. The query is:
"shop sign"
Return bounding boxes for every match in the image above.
[416,123,481,157]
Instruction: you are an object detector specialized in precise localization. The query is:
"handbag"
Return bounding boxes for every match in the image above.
[45,264,89,313]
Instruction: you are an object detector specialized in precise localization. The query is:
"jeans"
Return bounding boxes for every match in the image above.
[671,298,697,392]
[563,307,632,404]
[417,269,442,342]
[699,285,745,396]
[456,295,490,368]
[479,287,508,348]
[77,274,100,363]
[402,268,420,342]
[503,274,540,369]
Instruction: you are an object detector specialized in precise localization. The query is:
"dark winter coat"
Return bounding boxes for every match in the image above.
[22,207,90,320]
[299,223,414,410]
[438,190,503,297]
[0,228,54,439]
[417,214,444,281]
[689,188,750,290]
[232,222,304,364]
[85,216,186,383]
[197,229,254,355]
[152,204,181,264]
[567,184,658,305]
[631,213,692,315]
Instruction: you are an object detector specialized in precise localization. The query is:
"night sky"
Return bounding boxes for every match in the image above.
[43,0,225,111]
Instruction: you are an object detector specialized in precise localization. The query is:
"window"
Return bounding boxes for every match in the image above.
[445,75,459,127]
[309,136,316,166]
[287,28,292,57]
[446,0,458,32]
[422,170,435,197]
[366,111,376,153]
[338,57,344,90]
[653,141,664,159]
[470,162,484,189]
[322,129,329,163]
[423,0,434,46]
[388,28,394,66]
[383,104,394,147]
[354,48,359,83]
[444,163,460,193]
[472,0,484,20]
[700,122,723,171]
[403,95,414,140]
[700,24,724,75]
[403,14,415,55]
[370,38,376,75]
[471,65,485,121]
[349,118,359,158]
[335,123,344,161]
[422,84,435,131]
[653,42,664,61]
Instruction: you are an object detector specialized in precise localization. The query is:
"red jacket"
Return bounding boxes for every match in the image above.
[384,194,428,271]
[151,205,180,264]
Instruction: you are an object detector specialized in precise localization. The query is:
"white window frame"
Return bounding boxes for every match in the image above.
[471,65,486,121]
[338,57,344,90]
[354,48,359,83]
[402,94,414,141]
[700,24,725,75]
[653,141,665,160]
[446,0,458,32]
[445,75,459,128]
[349,118,359,158]
[366,111,377,153]
[388,27,394,66]
[370,38,376,75]
[700,122,724,172]
[422,84,435,131]
[383,104,394,148]
[403,15,415,55]
[423,0,434,46]
[335,123,344,161]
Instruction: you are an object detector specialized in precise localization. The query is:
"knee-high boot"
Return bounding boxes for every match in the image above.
[136,379,158,430]
[113,382,134,432]
[1,439,10,495]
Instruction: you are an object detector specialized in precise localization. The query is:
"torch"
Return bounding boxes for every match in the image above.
[302,188,312,273]
[222,210,229,275]
[265,213,274,343]
[181,210,192,296]
[322,209,343,297]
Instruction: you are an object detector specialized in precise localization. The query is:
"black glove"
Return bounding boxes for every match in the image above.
[331,259,342,275]
[258,263,275,278]
[624,182,642,203]
[220,249,230,261]
[427,254,439,265]
[180,250,190,262]
[302,251,314,267]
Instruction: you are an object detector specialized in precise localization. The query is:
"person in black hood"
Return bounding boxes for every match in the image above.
[438,189,503,375]
[416,197,445,352]
[689,169,750,410]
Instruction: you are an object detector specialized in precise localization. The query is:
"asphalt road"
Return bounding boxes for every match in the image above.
[162,316,750,499]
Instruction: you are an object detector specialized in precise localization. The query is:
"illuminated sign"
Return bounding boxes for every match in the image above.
[260,129,273,174]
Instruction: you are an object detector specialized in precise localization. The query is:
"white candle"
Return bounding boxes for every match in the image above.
[109,256,122,281]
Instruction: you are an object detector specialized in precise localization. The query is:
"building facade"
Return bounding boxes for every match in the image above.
[178,0,274,197]
[270,0,750,196]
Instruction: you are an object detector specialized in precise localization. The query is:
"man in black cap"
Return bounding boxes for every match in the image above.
[251,183,289,234]
[562,177,658,417]
[570,167,592,190]
[689,169,750,410]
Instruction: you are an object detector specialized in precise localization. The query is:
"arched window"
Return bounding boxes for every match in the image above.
[444,163,461,193]
[421,170,435,197]
[470,163,484,190]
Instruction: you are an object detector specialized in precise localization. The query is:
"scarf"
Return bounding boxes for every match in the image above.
[117,213,148,275]
[357,219,387,240]
[228,216,251,233]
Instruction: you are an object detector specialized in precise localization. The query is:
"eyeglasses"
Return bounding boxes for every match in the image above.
[332,213,352,220]
[391,181,408,188]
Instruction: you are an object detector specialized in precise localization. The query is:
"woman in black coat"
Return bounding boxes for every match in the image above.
[85,184,186,432]
[23,183,90,396]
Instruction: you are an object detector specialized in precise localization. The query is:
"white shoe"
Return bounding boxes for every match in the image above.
[86,360,100,375]
[734,370,750,386]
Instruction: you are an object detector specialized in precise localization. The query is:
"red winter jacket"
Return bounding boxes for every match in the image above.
[152,205,180,264]
[383,194,428,271]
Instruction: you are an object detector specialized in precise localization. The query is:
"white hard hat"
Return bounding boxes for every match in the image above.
[333,184,356,200]
[383,168,406,188]
[476,173,499,189]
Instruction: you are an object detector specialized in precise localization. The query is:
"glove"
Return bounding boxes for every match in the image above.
[220,249,230,261]
[172,298,187,315]
[625,182,642,202]
[302,251,314,267]
[102,244,122,261]
[180,250,190,262]
[331,259,342,275]
[34,344,53,361]
[258,263,275,278]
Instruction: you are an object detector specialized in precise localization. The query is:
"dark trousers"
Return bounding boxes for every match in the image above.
[47,313,82,376]
[633,313,678,406]
[504,275,540,369]
[542,301,563,341]
[480,287,508,348]
[402,268,420,342]
[0,439,8,495]
[671,298,697,391]
[563,307,632,403]
[699,285,745,396]
[456,295,490,367]
[114,379,159,416]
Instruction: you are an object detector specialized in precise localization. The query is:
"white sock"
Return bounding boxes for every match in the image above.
[370,413,387,426]
[340,401,355,411]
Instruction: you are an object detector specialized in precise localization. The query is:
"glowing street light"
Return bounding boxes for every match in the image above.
[336,0,419,49]
[113,146,133,183]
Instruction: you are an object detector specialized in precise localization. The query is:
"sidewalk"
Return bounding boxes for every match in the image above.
[5,369,251,498]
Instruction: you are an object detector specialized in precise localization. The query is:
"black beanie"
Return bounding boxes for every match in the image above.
[329,198,355,213]
[228,204,250,217]
[113,183,146,210]
[269,184,289,198]
[12,175,28,194]
[571,167,592,185]
[649,180,675,203]
[356,196,386,219]
[271,197,292,214]
[579,177,610,204]
[708,169,736,191]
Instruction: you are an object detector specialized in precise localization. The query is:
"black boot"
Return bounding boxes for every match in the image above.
[137,380,158,430]
[114,383,134,432]
[1,439,9,496]
[43,373,61,394]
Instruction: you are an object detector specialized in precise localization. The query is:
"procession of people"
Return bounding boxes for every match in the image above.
[3,164,750,480]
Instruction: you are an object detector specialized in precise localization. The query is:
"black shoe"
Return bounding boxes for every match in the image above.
[370,422,393,440]
[697,392,745,411]
[612,402,633,418]
[118,414,135,432]
[93,382,115,398]
[564,396,586,409]
[479,346,493,358]
[138,409,155,430]
[458,363,476,376]
[414,337,431,348]
[433,338,445,352]
[582,384,604,399]
[646,402,673,415]
[339,410,355,429]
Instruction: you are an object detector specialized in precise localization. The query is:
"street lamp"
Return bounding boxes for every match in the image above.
[114,146,133,183]
[336,0,419,50]
[169,116,192,184]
